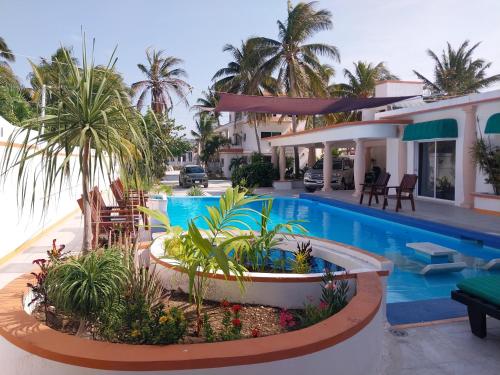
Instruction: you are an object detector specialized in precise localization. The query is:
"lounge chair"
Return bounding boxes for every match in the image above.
[382,174,418,212]
[451,275,500,338]
[359,171,391,206]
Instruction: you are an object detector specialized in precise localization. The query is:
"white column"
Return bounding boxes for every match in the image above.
[322,142,332,192]
[461,105,477,208]
[271,146,278,168]
[353,139,366,197]
[307,146,316,168]
[279,146,286,181]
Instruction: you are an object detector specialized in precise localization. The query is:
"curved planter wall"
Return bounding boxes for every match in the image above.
[150,235,391,308]
[0,272,384,375]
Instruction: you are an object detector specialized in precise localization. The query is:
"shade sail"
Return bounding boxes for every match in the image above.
[215,92,416,115]
[485,113,500,134]
[402,119,458,141]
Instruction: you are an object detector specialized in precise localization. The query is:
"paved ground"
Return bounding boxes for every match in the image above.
[1,175,499,374]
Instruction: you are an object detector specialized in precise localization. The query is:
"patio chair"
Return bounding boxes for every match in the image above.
[77,196,140,248]
[110,180,149,226]
[382,174,418,212]
[451,275,500,338]
[359,171,391,206]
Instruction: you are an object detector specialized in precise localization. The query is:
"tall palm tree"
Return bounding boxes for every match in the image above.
[1,41,150,253]
[191,88,220,125]
[212,40,278,154]
[0,36,15,63]
[250,1,340,177]
[333,61,398,98]
[132,48,191,115]
[413,40,500,97]
[191,113,216,158]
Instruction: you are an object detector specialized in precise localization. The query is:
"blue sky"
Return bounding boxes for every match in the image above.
[2,0,500,136]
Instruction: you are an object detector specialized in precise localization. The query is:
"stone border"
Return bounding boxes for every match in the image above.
[0,272,382,371]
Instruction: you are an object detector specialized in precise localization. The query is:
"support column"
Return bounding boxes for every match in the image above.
[322,142,332,192]
[271,146,278,169]
[307,146,316,168]
[461,106,477,208]
[398,128,408,182]
[353,139,366,197]
[279,146,286,181]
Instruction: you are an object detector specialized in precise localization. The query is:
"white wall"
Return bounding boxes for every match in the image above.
[475,102,500,194]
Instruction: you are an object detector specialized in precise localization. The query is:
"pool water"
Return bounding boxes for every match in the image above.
[165,196,500,303]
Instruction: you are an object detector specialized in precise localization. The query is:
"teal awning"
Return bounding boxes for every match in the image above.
[485,113,500,134]
[403,119,458,141]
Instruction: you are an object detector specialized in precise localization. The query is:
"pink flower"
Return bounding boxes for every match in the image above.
[232,318,242,327]
[319,301,328,310]
[279,309,296,328]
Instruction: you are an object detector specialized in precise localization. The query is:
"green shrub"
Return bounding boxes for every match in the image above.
[231,161,277,188]
[187,185,204,196]
[46,249,128,336]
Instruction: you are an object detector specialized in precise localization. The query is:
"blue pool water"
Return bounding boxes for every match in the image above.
[165,196,500,303]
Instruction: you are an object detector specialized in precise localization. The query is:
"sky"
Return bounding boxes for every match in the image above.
[2,0,500,136]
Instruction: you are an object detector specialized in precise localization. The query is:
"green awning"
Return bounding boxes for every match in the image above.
[403,119,458,141]
[485,113,500,134]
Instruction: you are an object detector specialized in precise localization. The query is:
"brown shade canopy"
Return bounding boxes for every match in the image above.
[215,92,416,116]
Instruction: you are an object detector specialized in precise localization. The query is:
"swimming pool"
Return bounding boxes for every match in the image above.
[165,196,500,303]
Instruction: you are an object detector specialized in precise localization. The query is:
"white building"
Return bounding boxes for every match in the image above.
[214,113,309,178]
[166,139,199,169]
[267,81,500,214]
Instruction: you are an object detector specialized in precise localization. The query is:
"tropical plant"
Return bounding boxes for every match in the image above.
[332,61,398,98]
[292,241,313,274]
[212,39,279,153]
[140,187,266,334]
[192,88,220,125]
[132,48,191,115]
[0,36,15,63]
[190,113,228,166]
[230,159,277,188]
[187,185,204,196]
[250,1,340,176]
[1,40,150,253]
[228,156,247,171]
[472,138,500,195]
[413,40,500,97]
[0,84,32,124]
[46,249,128,336]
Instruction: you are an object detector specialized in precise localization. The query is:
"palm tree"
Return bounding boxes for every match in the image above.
[413,40,500,97]
[333,61,398,98]
[0,36,15,63]
[212,40,278,154]
[191,113,228,168]
[191,88,220,125]
[1,41,150,253]
[250,1,340,177]
[132,48,191,115]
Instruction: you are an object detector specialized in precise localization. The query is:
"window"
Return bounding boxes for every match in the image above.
[418,140,455,201]
[185,166,204,173]
[261,131,281,139]
[188,152,193,162]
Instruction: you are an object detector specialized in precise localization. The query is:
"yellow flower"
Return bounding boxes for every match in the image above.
[130,329,140,338]
[159,315,169,324]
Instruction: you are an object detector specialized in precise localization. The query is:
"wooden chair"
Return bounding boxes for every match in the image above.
[77,195,140,248]
[382,174,418,212]
[359,172,391,206]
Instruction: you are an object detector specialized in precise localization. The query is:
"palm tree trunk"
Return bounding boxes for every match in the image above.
[288,66,300,179]
[81,140,92,254]
[252,120,262,154]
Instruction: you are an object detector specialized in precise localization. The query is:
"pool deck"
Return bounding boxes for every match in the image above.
[1,179,500,374]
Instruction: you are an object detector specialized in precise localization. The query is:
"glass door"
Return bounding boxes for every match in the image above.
[418,141,455,201]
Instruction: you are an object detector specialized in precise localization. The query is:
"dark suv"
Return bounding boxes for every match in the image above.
[179,165,208,188]
[303,158,354,192]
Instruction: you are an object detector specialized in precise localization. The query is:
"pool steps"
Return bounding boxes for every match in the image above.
[420,262,467,275]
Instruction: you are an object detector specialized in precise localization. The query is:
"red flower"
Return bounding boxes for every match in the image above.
[251,328,260,338]
[279,309,296,328]
[231,304,242,314]
[231,318,242,327]
[220,299,230,308]
[319,301,328,310]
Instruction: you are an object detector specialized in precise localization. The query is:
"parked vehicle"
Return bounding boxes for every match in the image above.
[179,165,209,188]
[303,158,354,192]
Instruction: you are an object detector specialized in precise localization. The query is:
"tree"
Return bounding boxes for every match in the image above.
[0,36,15,63]
[212,40,278,154]
[413,40,500,97]
[191,88,220,125]
[0,85,32,124]
[190,113,228,166]
[132,48,191,115]
[333,61,398,98]
[1,40,150,253]
[251,1,340,177]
